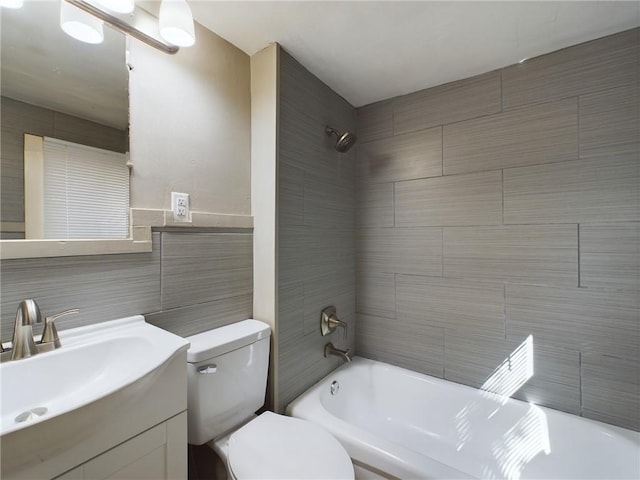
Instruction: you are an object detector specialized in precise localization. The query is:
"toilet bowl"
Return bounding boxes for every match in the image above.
[186,320,354,480]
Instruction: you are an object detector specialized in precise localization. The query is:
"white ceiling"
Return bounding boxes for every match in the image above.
[191,1,640,107]
[2,1,636,128]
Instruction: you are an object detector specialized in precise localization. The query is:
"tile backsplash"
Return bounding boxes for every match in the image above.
[0,231,253,341]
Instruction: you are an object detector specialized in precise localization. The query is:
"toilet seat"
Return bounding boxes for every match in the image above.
[227,412,354,479]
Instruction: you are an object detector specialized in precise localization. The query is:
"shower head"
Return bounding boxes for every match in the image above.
[325,126,357,153]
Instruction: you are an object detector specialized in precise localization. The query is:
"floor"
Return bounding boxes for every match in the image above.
[188,444,220,480]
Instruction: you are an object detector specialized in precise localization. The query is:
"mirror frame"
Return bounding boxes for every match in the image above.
[0,1,131,256]
[0,209,253,259]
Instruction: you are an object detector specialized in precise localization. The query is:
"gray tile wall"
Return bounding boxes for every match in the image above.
[0,97,128,233]
[277,49,357,412]
[1,231,253,341]
[355,28,639,431]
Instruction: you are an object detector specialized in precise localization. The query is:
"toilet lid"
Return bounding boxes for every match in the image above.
[227,412,354,479]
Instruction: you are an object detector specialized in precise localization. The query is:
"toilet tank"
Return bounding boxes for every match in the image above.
[186,320,271,445]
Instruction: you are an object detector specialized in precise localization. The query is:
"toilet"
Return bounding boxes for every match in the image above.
[186,319,354,480]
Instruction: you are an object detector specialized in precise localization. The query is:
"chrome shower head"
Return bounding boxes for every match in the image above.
[325,126,357,153]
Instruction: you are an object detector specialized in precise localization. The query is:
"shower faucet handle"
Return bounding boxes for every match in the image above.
[320,306,348,340]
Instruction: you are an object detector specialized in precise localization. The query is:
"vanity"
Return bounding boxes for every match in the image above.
[0,315,189,480]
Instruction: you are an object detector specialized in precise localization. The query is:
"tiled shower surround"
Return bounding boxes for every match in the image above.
[276,49,357,412]
[355,28,639,430]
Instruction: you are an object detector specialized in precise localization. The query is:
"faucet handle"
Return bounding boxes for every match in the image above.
[321,306,348,340]
[41,309,79,348]
[328,315,348,341]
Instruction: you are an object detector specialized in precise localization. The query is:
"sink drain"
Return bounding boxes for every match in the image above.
[330,380,340,395]
[15,407,48,423]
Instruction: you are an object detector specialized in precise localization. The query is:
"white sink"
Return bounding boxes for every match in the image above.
[0,315,189,436]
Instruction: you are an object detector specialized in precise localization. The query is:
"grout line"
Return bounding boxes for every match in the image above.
[442,328,447,379]
[500,69,504,113]
[579,351,584,416]
[393,273,397,320]
[391,99,397,136]
[159,232,164,308]
[441,228,445,275]
[576,95,581,159]
[501,169,505,225]
[365,152,586,187]
[148,293,253,317]
[392,182,396,227]
[441,126,444,175]
[503,283,507,339]
[358,220,624,229]
[577,224,581,287]
[501,91,591,114]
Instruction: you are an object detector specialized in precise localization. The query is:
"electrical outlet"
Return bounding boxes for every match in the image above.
[171,192,190,222]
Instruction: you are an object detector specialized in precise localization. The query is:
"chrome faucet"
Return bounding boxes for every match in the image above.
[11,299,43,360]
[6,300,79,360]
[324,342,352,363]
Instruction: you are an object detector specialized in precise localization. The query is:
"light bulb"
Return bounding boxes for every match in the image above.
[159,0,195,47]
[94,0,134,14]
[60,1,104,45]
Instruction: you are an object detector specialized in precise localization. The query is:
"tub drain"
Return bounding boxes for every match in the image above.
[15,407,48,423]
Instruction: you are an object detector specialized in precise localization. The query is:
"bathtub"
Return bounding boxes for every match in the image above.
[286,357,640,480]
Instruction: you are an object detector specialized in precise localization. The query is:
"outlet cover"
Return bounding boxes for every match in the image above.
[171,192,190,221]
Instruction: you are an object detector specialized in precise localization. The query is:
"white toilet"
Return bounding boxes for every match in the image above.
[186,319,354,480]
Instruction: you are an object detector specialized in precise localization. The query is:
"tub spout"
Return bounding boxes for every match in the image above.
[324,342,352,363]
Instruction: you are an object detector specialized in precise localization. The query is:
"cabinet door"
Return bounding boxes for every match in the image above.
[53,412,187,480]
[55,467,82,479]
[84,422,167,480]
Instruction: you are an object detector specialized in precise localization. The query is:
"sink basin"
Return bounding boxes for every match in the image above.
[0,315,189,436]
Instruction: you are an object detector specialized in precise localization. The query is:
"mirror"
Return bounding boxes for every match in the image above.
[0,0,129,240]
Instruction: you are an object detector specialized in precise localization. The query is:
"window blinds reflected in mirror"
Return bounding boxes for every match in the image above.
[25,135,129,239]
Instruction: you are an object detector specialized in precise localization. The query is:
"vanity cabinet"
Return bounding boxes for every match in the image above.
[54,413,186,480]
[1,346,188,480]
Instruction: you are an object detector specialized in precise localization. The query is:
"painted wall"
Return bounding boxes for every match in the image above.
[129,21,251,216]
[1,25,253,342]
[276,48,357,412]
[250,44,279,409]
[355,28,639,430]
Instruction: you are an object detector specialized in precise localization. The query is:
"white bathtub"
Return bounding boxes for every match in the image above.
[286,357,640,480]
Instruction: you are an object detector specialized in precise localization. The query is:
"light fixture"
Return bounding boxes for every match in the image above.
[60,0,105,44]
[93,0,134,14]
[159,0,195,47]
[63,0,194,54]
[0,0,24,8]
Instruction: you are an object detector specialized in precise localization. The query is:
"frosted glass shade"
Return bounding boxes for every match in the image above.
[0,0,24,8]
[159,0,195,47]
[94,0,135,14]
[60,1,104,44]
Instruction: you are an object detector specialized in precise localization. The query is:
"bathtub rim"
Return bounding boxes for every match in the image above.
[286,356,640,479]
